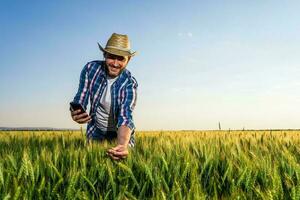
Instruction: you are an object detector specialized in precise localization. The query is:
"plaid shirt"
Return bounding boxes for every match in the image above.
[73,60,138,145]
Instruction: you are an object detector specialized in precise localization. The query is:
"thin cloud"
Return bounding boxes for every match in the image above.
[187,32,193,37]
[177,32,183,37]
[177,32,193,38]
[171,87,193,93]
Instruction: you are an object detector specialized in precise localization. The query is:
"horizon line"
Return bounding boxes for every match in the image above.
[1,127,300,131]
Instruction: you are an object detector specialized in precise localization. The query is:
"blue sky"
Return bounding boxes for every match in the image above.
[0,1,300,130]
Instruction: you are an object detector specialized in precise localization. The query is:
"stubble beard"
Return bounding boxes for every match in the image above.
[105,63,124,78]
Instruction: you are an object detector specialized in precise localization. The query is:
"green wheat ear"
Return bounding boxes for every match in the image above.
[7,155,17,171]
[117,162,139,190]
[37,177,45,195]
[27,158,35,183]
[13,186,21,200]
[107,161,117,199]
[291,184,300,200]
[66,172,78,199]
[2,194,11,200]
[0,163,4,186]
[81,174,97,195]
[52,178,63,195]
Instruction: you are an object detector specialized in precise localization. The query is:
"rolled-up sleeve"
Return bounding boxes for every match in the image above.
[117,80,138,130]
[73,63,91,110]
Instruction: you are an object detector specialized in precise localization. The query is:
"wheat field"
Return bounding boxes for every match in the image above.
[0,130,300,199]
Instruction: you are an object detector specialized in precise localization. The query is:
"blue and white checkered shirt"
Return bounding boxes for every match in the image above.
[73,60,138,146]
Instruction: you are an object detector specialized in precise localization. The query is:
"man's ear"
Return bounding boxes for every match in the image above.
[127,56,131,63]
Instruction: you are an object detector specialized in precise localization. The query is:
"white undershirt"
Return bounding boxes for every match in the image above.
[95,76,118,131]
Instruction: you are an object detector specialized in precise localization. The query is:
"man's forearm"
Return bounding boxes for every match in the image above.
[117,125,131,146]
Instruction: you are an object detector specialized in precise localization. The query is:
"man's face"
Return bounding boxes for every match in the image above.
[105,53,130,78]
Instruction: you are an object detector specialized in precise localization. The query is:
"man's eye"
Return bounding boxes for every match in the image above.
[107,54,125,61]
[118,56,125,61]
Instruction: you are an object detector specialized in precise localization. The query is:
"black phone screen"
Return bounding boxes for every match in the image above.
[69,102,86,114]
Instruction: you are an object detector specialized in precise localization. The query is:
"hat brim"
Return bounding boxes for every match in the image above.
[97,43,136,57]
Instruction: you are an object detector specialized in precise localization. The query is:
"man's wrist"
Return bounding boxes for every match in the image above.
[117,125,131,146]
[118,143,128,147]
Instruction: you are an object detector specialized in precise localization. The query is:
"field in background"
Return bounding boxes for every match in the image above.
[0,130,300,199]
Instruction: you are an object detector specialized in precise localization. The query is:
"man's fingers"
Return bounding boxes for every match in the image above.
[107,147,124,154]
[107,149,128,157]
[110,145,126,152]
[107,152,121,160]
[106,145,129,160]
[111,156,120,160]
[71,109,82,116]
[107,147,119,152]
[107,149,116,154]
[77,112,89,119]
[112,151,128,157]
[73,112,88,121]
[77,116,91,124]
[77,119,91,124]
[110,147,120,151]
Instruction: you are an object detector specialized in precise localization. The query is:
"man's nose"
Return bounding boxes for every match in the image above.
[113,59,119,66]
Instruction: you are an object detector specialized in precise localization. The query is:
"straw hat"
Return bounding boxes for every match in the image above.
[98,33,137,57]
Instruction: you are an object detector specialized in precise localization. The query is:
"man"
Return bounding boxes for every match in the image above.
[70,33,138,160]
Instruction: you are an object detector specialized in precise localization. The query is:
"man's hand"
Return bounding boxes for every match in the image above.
[70,110,91,124]
[107,144,129,160]
[107,125,131,160]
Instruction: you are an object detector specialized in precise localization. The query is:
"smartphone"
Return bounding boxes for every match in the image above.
[69,102,86,114]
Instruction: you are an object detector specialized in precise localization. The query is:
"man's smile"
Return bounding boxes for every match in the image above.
[108,64,121,69]
[109,67,120,73]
